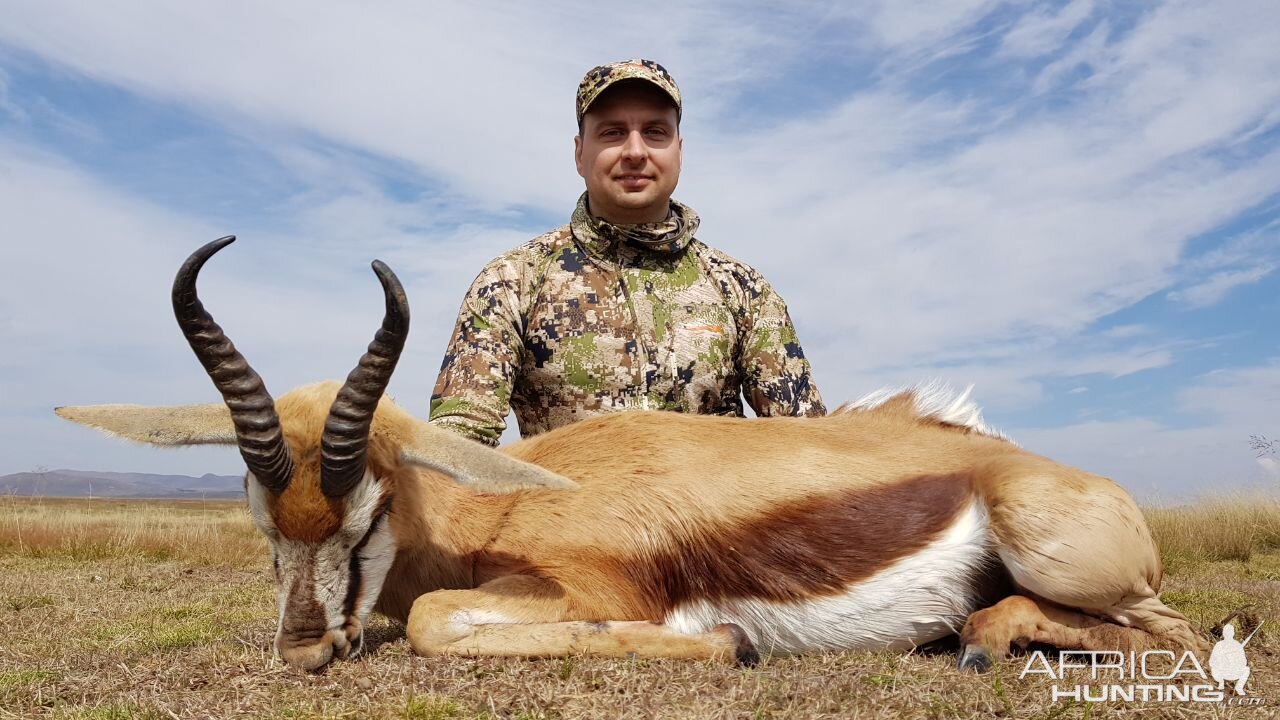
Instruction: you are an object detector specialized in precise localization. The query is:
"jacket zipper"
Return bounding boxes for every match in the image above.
[615,263,657,409]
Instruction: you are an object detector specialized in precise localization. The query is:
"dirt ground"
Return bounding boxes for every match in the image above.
[1,498,1278,719]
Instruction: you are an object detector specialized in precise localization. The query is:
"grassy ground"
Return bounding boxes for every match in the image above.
[1,495,1278,719]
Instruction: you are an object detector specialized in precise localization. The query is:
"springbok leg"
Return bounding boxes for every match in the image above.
[976,460,1203,671]
[406,575,758,664]
[956,594,1183,671]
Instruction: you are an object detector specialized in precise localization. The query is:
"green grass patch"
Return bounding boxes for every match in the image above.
[1241,550,1280,580]
[268,703,329,720]
[148,624,221,650]
[401,694,463,720]
[0,669,59,706]
[1161,588,1255,627]
[0,669,58,687]
[865,672,894,687]
[91,601,229,652]
[3,593,57,611]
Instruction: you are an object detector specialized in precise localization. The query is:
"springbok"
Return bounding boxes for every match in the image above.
[57,237,1203,672]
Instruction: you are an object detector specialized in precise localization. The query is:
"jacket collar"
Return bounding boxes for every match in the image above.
[569,192,699,269]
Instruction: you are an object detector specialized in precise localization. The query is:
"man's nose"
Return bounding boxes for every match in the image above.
[621,130,647,162]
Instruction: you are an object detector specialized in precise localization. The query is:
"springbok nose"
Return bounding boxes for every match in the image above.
[276,634,337,671]
[276,617,363,671]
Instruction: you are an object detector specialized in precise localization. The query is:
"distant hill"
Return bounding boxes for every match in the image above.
[0,469,244,499]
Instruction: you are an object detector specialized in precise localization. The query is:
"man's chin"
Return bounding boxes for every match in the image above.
[611,189,668,209]
[589,187,672,222]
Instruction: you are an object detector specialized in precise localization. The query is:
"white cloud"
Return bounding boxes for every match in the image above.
[1182,217,1280,273]
[0,66,25,120]
[1030,19,1111,95]
[1102,325,1153,339]
[0,1,811,212]
[1013,361,1280,500]
[999,0,1096,59]
[1013,418,1268,502]
[1167,263,1276,308]
[859,0,1004,55]
[1176,361,1280,428]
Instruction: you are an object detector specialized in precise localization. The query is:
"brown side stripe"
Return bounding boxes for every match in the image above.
[605,473,975,619]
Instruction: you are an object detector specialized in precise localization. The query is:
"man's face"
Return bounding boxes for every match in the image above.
[575,82,682,225]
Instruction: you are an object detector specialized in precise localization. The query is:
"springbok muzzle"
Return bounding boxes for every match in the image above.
[275,615,364,672]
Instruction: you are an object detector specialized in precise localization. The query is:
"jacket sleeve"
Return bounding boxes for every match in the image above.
[736,270,826,418]
[428,254,528,446]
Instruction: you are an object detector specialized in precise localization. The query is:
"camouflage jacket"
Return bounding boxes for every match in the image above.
[429,194,826,445]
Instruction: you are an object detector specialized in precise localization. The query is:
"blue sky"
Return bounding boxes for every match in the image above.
[1,1,1277,500]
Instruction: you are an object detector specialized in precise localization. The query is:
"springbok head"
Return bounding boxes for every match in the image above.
[56,237,576,670]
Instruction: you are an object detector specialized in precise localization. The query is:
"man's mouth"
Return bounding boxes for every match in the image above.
[614,174,653,190]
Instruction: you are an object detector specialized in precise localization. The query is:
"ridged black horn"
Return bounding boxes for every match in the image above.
[320,260,409,497]
[173,236,294,492]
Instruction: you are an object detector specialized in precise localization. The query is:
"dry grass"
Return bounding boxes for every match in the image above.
[1,496,1278,718]
[1146,494,1280,567]
[0,497,267,567]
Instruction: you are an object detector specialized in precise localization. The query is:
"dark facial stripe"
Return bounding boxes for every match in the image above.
[342,504,390,617]
[600,473,975,620]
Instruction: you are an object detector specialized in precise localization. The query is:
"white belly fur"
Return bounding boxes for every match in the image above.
[663,498,991,654]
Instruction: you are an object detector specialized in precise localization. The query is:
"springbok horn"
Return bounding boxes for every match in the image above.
[320,260,409,497]
[173,236,294,492]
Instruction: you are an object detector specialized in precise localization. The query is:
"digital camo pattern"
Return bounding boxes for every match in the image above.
[429,194,825,446]
[576,58,682,124]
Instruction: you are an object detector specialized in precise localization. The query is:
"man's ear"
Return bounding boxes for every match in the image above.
[574,133,586,179]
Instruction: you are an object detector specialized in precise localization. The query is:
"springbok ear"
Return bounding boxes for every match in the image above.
[397,421,579,494]
[54,403,237,446]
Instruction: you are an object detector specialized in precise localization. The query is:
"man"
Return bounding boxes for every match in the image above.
[430,59,824,445]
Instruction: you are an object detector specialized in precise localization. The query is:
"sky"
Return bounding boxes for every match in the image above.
[1,1,1277,502]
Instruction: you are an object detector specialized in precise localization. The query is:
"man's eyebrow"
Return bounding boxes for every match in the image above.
[593,116,676,129]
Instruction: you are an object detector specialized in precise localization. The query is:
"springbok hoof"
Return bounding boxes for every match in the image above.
[715,623,760,667]
[957,644,993,673]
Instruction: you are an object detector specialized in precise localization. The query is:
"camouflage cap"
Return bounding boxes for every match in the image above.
[576,59,682,126]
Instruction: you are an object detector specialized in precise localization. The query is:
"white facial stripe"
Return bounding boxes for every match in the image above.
[342,469,385,537]
[664,499,991,654]
[246,471,289,653]
[352,518,396,622]
[244,471,278,535]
